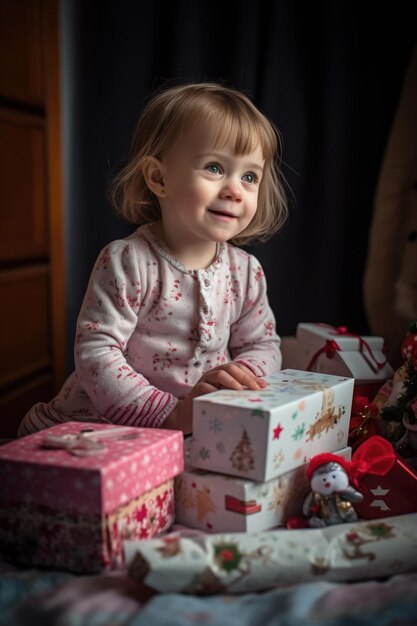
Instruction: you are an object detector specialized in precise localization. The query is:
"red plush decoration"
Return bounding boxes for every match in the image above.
[287,436,415,528]
[306,453,352,481]
[303,455,364,527]
[307,436,395,492]
[300,437,396,528]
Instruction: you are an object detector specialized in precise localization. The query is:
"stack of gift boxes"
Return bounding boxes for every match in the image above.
[280,324,417,521]
[1,322,414,575]
[175,368,354,533]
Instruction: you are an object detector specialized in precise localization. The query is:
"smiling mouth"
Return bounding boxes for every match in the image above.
[208,209,237,218]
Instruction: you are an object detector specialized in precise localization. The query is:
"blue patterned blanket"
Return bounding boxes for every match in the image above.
[1,559,417,626]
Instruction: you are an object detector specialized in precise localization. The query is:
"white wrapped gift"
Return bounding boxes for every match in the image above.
[282,323,393,390]
[191,369,354,482]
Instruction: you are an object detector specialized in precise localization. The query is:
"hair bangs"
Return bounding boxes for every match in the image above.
[176,93,278,161]
[205,107,260,156]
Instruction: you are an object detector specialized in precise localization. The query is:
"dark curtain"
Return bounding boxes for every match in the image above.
[62,0,416,372]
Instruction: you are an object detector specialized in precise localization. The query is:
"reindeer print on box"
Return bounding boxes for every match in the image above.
[191,369,354,482]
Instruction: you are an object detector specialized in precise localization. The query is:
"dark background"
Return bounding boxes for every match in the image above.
[61,0,416,373]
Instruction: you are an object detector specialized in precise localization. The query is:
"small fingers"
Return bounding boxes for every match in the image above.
[201,368,245,390]
[234,362,266,381]
[225,363,266,390]
[199,363,265,391]
[189,381,218,398]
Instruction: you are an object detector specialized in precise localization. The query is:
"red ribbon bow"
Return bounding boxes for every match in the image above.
[306,339,341,371]
[349,435,396,491]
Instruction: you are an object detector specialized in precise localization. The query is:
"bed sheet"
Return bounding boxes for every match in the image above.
[1,557,417,626]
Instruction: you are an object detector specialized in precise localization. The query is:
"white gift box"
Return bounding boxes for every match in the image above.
[191,369,354,482]
[282,323,393,387]
[175,438,351,533]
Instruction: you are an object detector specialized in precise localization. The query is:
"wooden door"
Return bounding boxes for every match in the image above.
[0,0,66,437]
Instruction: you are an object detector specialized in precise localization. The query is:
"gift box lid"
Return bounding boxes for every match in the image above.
[296,323,385,351]
[193,368,353,412]
[0,422,183,515]
[295,323,393,382]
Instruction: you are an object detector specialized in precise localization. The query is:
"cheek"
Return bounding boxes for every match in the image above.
[246,194,259,218]
[334,474,349,490]
[169,182,205,207]
[248,186,260,206]
[311,476,324,492]
[183,179,213,202]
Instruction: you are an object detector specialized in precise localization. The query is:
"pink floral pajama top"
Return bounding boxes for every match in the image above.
[19,224,281,435]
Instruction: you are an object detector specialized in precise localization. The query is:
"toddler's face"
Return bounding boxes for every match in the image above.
[158,127,264,249]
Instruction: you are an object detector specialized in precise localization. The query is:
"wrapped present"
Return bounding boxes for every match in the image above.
[124,513,417,594]
[176,437,351,533]
[354,450,417,520]
[0,422,183,573]
[281,323,394,398]
[191,369,354,482]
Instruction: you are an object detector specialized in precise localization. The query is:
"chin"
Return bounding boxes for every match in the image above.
[212,226,243,241]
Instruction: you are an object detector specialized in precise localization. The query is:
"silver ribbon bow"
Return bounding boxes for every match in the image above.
[41,426,140,457]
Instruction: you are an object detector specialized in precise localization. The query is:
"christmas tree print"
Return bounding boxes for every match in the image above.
[229,428,255,472]
[195,486,216,521]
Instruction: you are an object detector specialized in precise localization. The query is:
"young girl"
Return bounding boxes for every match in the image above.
[18,82,288,437]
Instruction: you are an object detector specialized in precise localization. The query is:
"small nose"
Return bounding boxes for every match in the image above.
[219,178,242,202]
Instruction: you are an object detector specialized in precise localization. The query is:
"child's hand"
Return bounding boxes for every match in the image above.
[193,362,267,392]
[164,363,266,435]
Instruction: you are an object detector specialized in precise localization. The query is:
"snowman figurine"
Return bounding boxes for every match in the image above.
[303,454,364,527]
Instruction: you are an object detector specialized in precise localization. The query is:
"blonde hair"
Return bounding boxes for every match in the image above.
[109,82,288,245]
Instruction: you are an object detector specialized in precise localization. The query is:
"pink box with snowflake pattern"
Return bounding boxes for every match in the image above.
[176,438,351,532]
[0,422,183,572]
[191,369,354,482]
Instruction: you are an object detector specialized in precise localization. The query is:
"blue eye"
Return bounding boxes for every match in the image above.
[243,172,257,184]
[206,163,222,175]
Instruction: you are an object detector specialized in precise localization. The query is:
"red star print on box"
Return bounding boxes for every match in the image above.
[273,424,283,440]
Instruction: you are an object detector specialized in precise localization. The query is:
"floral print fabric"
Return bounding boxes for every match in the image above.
[19,224,281,435]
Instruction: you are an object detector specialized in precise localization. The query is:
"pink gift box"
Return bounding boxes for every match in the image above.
[0,422,183,572]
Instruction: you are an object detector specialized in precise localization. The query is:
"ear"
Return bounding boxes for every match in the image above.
[143,156,167,198]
